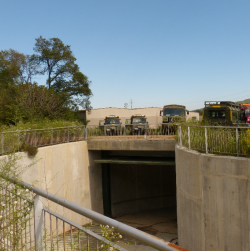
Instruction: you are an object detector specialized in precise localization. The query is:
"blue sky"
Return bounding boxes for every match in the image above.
[1,0,250,110]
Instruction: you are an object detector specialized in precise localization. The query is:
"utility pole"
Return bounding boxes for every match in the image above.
[130,99,133,109]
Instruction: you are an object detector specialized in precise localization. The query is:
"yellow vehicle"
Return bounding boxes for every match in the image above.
[202,101,243,126]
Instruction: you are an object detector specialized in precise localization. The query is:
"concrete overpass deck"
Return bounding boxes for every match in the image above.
[87,136,176,151]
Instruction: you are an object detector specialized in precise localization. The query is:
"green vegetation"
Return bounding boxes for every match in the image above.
[0,37,92,128]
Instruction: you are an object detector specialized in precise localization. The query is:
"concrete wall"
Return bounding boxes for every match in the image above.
[0,141,95,227]
[110,164,176,217]
[175,145,250,251]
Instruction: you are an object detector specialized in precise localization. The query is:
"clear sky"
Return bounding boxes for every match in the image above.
[1,0,250,110]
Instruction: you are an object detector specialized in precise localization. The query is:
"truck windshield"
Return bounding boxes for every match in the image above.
[132,118,147,123]
[245,109,250,116]
[208,110,226,119]
[105,119,120,124]
[163,108,185,116]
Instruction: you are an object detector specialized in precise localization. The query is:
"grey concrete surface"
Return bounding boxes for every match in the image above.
[87,138,176,151]
[115,207,178,251]
[176,145,250,251]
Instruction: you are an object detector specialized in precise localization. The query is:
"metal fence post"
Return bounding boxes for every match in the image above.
[34,195,44,250]
[188,126,191,149]
[179,126,182,146]
[17,131,20,151]
[1,133,4,154]
[51,129,53,145]
[236,128,239,157]
[205,127,208,154]
[85,126,88,140]
[34,130,37,147]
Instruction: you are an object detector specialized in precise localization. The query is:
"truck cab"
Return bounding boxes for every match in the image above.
[125,114,148,135]
[202,101,242,126]
[99,115,122,135]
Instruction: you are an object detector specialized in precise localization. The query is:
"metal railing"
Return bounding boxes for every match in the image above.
[0,126,86,154]
[0,175,185,251]
[86,123,177,140]
[178,125,250,156]
[0,124,177,155]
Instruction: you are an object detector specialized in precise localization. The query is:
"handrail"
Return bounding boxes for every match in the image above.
[1,174,186,251]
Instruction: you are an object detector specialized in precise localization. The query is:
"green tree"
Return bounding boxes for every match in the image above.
[0,82,74,125]
[32,36,92,109]
[0,49,37,87]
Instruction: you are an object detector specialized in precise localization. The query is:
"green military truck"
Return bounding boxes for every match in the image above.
[160,104,188,134]
[125,114,148,135]
[202,101,243,126]
[99,115,122,135]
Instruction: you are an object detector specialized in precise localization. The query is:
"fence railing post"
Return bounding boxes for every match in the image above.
[188,126,191,149]
[85,126,88,140]
[236,128,239,157]
[1,133,4,154]
[34,195,44,250]
[179,126,182,146]
[34,130,37,147]
[205,127,208,154]
[51,129,53,145]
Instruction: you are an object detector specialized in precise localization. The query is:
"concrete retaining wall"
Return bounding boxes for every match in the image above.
[0,141,95,227]
[175,145,250,251]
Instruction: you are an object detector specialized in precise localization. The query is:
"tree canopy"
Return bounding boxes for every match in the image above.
[0,37,92,125]
[0,49,37,87]
[32,36,92,109]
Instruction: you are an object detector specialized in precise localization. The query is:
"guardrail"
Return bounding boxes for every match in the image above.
[178,125,250,156]
[0,126,86,154]
[86,123,177,140]
[0,124,177,154]
[0,175,186,251]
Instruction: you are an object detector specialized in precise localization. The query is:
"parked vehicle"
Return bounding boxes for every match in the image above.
[202,101,243,126]
[160,104,188,134]
[125,114,148,135]
[99,115,122,135]
[239,103,250,124]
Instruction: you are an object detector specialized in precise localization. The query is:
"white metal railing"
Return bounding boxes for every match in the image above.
[0,175,184,251]
[178,125,250,156]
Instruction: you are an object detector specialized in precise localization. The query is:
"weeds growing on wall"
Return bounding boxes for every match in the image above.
[0,153,37,250]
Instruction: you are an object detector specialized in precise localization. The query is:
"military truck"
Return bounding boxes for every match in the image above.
[239,103,250,124]
[99,115,122,135]
[160,104,188,134]
[202,101,243,126]
[125,114,148,135]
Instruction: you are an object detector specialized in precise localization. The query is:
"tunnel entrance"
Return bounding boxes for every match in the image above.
[94,150,178,241]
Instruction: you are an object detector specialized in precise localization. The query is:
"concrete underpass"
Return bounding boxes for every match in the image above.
[88,139,178,244]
